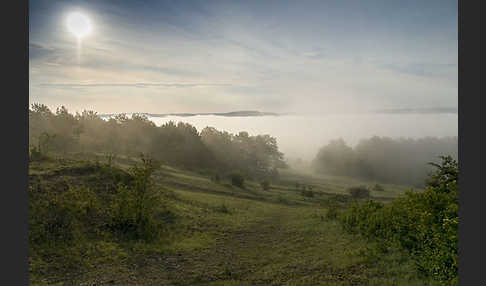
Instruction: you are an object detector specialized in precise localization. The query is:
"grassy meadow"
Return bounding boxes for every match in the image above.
[28,152,440,285]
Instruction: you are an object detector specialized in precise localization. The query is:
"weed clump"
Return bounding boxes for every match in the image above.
[29,185,102,246]
[301,189,314,197]
[229,172,245,188]
[325,204,338,220]
[216,202,231,214]
[260,180,270,191]
[373,184,385,192]
[210,173,221,183]
[347,186,370,199]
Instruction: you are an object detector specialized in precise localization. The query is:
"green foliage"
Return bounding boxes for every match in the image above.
[108,154,162,241]
[201,127,287,178]
[301,189,314,197]
[230,172,245,188]
[373,183,385,192]
[312,138,357,176]
[347,185,370,199]
[339,156,458,283]
[38,132,56,155]
[325,204,338,220]
[29,185,103,247]
[210,173,221,183]
[260,180,270,191]
[333,194,351,203]
[29,103,286,178]
[216,202,231,214]
[29,154,167,282]
[29,151,440,285]
[29,146,46,162]
[299,184,315,197]
[105,152,117,167]
[29,157,163,245]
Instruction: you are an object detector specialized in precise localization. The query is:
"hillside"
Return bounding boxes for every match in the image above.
[28,154,436,285]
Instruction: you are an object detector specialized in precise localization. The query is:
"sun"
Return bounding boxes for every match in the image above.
[67,12,92,38]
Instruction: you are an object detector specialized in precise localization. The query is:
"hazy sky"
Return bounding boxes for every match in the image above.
[29,0,458,114]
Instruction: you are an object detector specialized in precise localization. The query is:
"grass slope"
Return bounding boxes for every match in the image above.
[29,155,435,285]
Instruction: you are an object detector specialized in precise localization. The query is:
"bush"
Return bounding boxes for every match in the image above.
[216,203,230,214]
[29,185,102,246]
[373,184,385,192]
[108,154,162,241]
[277,195,289,204]
[29,146,48,162]
[301,190,314,197]
[211,173,221,183]
[105,153,117,167]
[326,204,338,220]
[260,180,270,191]
[230,172,245,188]
[340,156,458,283]
[331,194,351,204]
[347,186,370,199]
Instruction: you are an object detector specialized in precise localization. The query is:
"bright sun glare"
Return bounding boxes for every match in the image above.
[67,12,92,38]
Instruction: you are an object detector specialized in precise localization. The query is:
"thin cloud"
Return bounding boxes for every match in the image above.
[378,62,457,79]
[29,0,458,113]
[29,42,203,78]
[38,82,233,89]
[29,43,58,60]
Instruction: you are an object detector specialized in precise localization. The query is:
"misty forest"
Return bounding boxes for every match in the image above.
[29,104,458,285]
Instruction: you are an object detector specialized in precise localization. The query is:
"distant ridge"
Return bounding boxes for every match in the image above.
[99,110,280,118]
[374,107,457,114]
[98,108,457,118]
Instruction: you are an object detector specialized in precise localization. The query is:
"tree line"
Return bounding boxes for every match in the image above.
[29,104,286,179]
[312,136,458,186]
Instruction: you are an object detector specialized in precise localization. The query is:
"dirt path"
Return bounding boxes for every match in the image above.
[129,208,291,285]
[71,206,370,286]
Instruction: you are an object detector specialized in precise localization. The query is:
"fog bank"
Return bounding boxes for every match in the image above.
[146,113,458,161]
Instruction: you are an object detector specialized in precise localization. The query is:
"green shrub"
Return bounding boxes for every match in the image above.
[347,186,370,199]
[301,189,314,197]
[105,153,117,167]
[325,204,338,220]
[260,180,270,191]
[340,156,458,283]
[373,183,385,192]
[211,173,221,183]
[332,194,351,203]
[29,146,41,161]
[340,199,385,235]
[29,146,48,162]
[230,172,245,188]
[29,185,103,246]
[277,195,289,204]
[216,202,230,214]
[108,154,162,241]
[28,155,169,281]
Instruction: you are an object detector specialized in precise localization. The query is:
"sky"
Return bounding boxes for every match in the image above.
[29,0,458,114]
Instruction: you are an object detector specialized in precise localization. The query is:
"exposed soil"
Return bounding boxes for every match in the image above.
[68,208,369,286]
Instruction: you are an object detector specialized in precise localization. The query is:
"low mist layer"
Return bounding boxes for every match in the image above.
[30,103,457,188]
[312,137,457,187]
[146,113,457,161]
